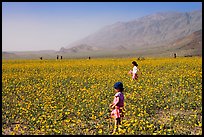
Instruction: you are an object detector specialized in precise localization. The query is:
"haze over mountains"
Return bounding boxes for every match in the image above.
[60,10,201,53]
[3,9,202,59]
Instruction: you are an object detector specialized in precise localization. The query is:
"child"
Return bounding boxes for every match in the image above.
[109,82,125,133]
[128,61,139,80]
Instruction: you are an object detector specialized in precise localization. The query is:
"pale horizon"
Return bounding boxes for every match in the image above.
[2,2,202,52]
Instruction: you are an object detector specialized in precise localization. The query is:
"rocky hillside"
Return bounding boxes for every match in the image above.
[165,29,202,56]
[60,10,202,53]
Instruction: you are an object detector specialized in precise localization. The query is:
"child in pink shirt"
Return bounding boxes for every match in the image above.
[109,82,125,133]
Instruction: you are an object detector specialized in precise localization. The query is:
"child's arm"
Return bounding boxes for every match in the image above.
[110,96,119,109]
[128,70,133,74]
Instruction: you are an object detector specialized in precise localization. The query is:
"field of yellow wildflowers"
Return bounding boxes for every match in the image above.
[2,57,202,135]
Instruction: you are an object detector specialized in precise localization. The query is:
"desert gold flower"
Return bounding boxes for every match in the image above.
[2,57,202,135]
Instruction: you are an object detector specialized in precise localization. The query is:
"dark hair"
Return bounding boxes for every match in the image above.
[132,61,138,66]
[118,87,124,92]
[114,82,124,91]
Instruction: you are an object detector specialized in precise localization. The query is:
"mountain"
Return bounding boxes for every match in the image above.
[59,44,101,53]
[2,52,19,59]
[2,50,57,59]
[60,10,202,55]
[165,29,202,56]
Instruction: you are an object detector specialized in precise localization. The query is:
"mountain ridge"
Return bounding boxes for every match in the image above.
[60,9,202,53]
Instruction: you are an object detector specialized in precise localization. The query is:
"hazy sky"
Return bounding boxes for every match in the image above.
[2,2,202,51]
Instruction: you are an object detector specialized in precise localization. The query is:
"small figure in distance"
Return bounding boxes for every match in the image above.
[174,53,177,58]
[128,61,139,80]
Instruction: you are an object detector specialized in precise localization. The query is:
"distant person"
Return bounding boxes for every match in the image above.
[174,53,177,58]
[40,57,42,60]
[61,56,63,59]
[57,55,59,60]
[109,82,125,134]
[89,56,91,60]
[128,61,139,80]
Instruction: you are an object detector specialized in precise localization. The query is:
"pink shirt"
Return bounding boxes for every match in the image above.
[113,92,124,107]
